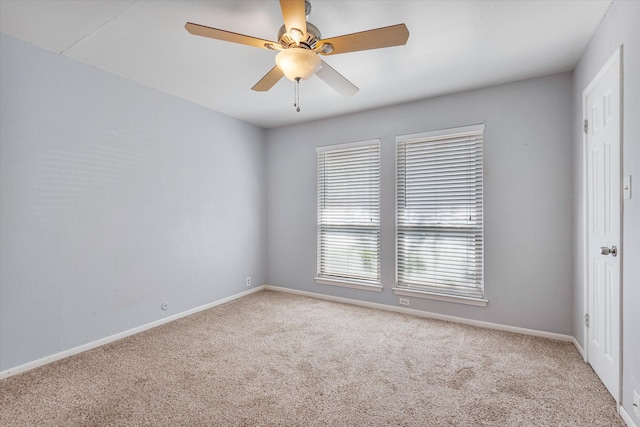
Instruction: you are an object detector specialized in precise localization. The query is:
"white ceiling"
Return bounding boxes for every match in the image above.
[0,0,611,129]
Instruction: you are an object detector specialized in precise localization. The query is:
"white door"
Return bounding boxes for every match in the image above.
[584,47,621,402]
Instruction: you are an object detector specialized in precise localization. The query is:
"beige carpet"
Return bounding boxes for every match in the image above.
[0,290,624,426]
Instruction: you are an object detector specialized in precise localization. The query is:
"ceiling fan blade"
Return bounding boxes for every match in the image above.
[280,0,307,37]
[316,61,359,96]
[318,24,409,55]
[252,66,285,92]
[185,22,277,50]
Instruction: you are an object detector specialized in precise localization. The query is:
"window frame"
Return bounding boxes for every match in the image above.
[393,124,487,306]
[315,139,382,292]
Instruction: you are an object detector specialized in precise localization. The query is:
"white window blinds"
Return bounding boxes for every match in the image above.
[317,140,380,284]
[396,124,484,298]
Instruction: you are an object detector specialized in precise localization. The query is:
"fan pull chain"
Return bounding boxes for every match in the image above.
[294,77,301,112]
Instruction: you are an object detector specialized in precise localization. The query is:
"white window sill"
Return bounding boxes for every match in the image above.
[315,277,383,292]
[392,288,488,307]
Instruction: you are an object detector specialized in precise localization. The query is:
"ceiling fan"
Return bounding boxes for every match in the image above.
[185,0,409,110]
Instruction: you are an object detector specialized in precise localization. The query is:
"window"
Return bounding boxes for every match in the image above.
[316,140,381,292]
[395,124,485,303]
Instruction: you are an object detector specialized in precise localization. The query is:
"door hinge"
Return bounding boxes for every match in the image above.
[584,119,588,134]
[585,313,590,328]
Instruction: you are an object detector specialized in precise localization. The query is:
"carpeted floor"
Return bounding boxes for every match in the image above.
[0,290,624,426]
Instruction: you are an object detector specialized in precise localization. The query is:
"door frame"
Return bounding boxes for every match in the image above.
[581,45,623,404]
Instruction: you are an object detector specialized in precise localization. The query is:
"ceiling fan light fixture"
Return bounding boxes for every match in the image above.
[275,48,321,81]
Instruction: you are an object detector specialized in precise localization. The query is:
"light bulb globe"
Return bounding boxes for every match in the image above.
[275,48,321,81]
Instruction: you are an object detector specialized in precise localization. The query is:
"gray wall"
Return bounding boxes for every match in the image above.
[266,73,574,335]
[0,34,267,372]
[572,0,640,421]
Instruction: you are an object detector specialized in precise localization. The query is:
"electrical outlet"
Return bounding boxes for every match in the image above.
[399,298,410,306]
[161,302,169,311]
[633,390,640,418]
[245,277,251,287]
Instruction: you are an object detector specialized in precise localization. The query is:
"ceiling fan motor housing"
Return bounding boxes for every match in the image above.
[277,22,321,50]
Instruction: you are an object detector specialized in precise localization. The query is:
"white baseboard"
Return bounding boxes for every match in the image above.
[620,405,639,427]
[265,285,574,343]
[572,336,586,360]
[0,286,265,380]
